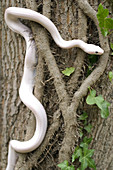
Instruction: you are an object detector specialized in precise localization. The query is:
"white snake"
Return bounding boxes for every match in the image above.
[5,7,104,170]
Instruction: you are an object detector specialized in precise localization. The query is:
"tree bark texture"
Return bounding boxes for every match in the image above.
[0,0,113,170]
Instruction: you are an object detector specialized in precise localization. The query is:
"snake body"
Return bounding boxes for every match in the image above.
[5,7,104,170]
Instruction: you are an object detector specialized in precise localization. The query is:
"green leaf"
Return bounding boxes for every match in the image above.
[87,158,96,170]
[86,89,96,105]
[80,137,92,148]
[83,148,94,158]
[83,137,92,145]
[80,142,89,149]
[58,160,75,170]
[79,148,95,170]
[110,43,113,50]
[90,89,96,97]
[72,146,82,162]
[84,119,88,126]
[67,165,75,170]
[58,160,69,169]
[97,3,110,36]
[108,71,113,82]
[84,124,92,133]
[95,95,104,109]
[97,4,109,27]
[80,157,88,170]
[100,101,110,118]
[101,28,109,36]
[79,112,88,120]
[62,67,75,76]
[104,18,113,29]
[97,4,109,19]
[86,88,110,119]
[95,95,104,103]
[79,131,84,138]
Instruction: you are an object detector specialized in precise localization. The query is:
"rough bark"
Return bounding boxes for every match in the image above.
[1,0,113,170]
[1,0,34,169]
[0,1,2,169]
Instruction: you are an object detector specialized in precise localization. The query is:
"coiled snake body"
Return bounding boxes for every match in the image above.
[5,7,104,170]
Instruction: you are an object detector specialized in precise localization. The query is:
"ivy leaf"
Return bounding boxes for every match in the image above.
[58,160,75,170]
[97,3,109,27]
[95,95,104,103]
[83,137,92,145]
[79,112,88,120]
[62,67,75,76]
[80,157,88,170]
[67,165,75,170]
[80,137,92,148]
[100,101,110,118]
[86,89,96,105]
[79,131,84,138]
[72,146,82,162]
[90,89,96,97]
[97,4,109,19]
[108,71,113,82]
[86,88,110,119]
[84,124,92,133]
[87,158,96,170]
[101,28,109,36]
[84,119,88,126]
[58,160,69,169]
[97,3,110,36]
[110,43,113,50]
[80,142,89,149]
[79,148,95,170]
[104,18,113,29]
[83,148,94,158]
[95,95,104,109]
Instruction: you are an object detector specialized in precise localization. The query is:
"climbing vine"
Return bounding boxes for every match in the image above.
[58,3,112,170]
[58,87,110,170]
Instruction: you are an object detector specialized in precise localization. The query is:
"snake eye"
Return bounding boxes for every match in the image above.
[95,51,98,54]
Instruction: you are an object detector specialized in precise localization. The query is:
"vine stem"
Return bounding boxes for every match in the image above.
[15,0,110,168]
[70,0,110,111]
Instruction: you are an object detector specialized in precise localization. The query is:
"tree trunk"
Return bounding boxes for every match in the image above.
[1,0,113,170]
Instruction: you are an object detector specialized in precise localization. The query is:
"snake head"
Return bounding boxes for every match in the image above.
[84,44,104,55]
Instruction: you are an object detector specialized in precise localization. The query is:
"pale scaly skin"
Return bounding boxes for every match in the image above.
[5,7,104,170]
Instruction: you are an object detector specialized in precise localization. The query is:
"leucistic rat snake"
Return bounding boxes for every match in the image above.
[5,7,104,170]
